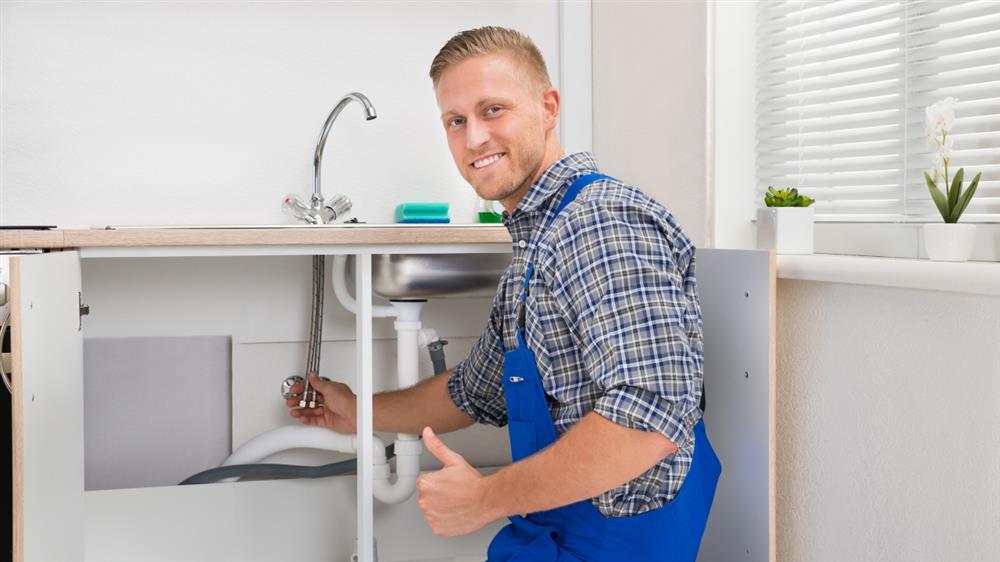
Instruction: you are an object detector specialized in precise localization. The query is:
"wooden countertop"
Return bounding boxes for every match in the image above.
[0,225,512,250]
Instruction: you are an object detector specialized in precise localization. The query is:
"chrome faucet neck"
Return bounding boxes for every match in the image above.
[309,92,377,223]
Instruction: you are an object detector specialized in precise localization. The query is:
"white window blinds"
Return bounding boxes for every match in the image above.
[756,0,1000,222]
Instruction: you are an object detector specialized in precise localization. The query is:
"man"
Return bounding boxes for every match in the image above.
[289,26,720,561]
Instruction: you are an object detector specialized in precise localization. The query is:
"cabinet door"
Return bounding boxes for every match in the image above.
[696,249,776,562]
[11,251,84,562]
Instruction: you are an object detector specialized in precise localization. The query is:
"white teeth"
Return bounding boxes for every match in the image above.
[473,153,503,169]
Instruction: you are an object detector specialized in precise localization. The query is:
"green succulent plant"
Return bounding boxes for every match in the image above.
[764,186,814,208]
[924,168,981,223]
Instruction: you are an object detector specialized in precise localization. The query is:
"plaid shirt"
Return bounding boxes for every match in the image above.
[448,152,704,517]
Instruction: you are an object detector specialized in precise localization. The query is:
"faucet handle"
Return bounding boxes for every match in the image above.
[282,193,313,223]
[325,194,352,222]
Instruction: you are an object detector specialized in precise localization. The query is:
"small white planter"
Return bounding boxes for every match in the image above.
[922,223,977,262]
[756,207,814,255]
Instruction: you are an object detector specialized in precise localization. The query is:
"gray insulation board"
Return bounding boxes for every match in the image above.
[83,336,231,490]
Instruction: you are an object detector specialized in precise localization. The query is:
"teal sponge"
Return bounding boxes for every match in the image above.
[395,203,450,223]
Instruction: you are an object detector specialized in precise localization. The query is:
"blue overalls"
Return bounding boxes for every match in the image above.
[487,173,722,562]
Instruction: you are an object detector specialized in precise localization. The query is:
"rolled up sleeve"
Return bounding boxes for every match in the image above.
[447,294,508,427]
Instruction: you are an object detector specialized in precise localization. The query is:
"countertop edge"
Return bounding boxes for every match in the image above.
[0,226,513,250]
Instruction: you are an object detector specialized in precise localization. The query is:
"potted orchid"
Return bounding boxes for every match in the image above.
[756,186,816,254]
[923,96,981,262]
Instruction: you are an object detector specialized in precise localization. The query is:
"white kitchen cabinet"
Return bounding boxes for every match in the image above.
[10,250,86,562]
[5,226,511,562]
[4,228,777,562]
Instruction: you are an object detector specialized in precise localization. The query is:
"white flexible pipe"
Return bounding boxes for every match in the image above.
[222,425,420,504]
[223,425,384,466]
[222,425,421,503]
[331,255,396,318]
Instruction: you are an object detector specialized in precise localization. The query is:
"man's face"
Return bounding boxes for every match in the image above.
[435,54,552,209]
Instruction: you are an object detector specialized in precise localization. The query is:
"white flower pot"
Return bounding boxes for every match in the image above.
[922,223,976,262]
[756,207,814,255]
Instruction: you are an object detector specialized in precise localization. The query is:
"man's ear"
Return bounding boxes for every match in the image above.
[541,87,560,131]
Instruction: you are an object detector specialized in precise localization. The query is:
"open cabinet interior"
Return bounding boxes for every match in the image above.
[11,248,776,562]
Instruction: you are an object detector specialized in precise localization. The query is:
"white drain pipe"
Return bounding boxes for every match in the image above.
[373,300,426,503]
[332,255,396,318]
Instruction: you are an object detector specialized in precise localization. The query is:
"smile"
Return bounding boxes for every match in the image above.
[472,153,505,169]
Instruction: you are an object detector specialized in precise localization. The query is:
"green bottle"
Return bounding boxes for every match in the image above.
[476,196,504,223]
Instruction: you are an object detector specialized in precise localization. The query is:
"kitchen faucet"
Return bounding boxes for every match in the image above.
[279,92,377,412]
[282,92,377,224]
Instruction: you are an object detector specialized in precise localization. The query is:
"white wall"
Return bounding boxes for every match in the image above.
[1,2,561,463]
[592,0,709,247]
[0,1,560,227]
[776,280,1000,561]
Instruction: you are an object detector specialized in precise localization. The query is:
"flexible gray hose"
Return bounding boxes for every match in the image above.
[427,339,447,376]
[179,461,355,485]
[179,443,396,485]
[307,255,325,374]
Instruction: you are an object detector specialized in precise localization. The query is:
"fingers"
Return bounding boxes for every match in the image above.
[422,427,466,467]
[287,373,335,396]
[286,373,333,407]
[285,374,356,433]
[289,405,325,423]
[307,372,336,394]
[286,395,324,408]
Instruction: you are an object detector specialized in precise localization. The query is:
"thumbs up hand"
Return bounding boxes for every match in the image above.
[416,427,498,537]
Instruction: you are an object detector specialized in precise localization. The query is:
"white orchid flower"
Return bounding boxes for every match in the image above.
[927,96,957,130]
[925,96,958,138]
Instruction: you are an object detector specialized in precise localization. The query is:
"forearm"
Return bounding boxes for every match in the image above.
[481,412,678,518]
[373,369,475,435]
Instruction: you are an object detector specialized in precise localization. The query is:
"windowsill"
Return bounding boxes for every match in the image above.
[776,254,1000,296]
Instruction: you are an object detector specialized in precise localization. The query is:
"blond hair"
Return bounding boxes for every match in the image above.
[430,26,552,92]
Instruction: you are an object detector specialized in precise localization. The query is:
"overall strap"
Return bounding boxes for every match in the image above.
[516,173,612,332]
[554,173,609,218]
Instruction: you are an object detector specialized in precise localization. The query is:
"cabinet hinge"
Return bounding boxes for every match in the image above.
[79,291,90,331]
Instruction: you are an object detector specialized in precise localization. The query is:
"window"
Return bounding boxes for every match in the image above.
[756,0,1000,224]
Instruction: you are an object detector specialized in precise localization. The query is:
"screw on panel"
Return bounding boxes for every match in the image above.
[744,371,750,379]
[745,290,750,298]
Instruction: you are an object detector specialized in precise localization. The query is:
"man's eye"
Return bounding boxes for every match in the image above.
[449,117,465,127]
[487,106,502,114]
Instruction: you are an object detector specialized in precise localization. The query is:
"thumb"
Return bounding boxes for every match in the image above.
[422,426,465,467]
[308,372,332,392]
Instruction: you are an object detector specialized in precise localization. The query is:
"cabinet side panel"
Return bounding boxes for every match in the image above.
[11,256,23,562]
[13,252,85,562]
[696,249,774,562]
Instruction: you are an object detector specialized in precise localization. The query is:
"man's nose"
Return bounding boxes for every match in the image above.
[465,118,490,150]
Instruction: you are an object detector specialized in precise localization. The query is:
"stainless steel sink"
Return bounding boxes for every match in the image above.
[347,253,510,299]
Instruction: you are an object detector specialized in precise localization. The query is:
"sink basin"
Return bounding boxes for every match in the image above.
[347,253,510,299]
